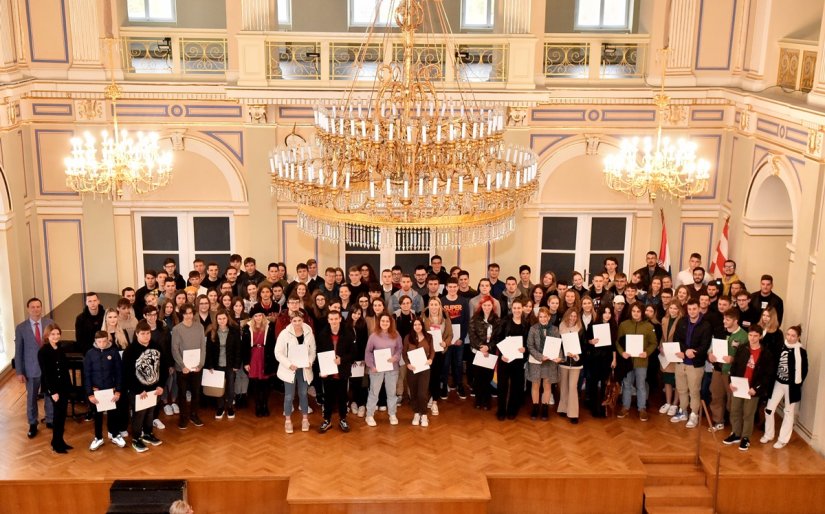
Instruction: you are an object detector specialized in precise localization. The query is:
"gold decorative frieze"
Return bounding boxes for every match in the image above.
[800,51,817,93]
[75,99,104,121]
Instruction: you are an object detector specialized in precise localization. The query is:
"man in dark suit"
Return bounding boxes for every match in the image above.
[15,297,54,438]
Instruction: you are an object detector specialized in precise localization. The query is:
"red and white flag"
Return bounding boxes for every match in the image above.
[658,210,671,274]
[709,217,730,278]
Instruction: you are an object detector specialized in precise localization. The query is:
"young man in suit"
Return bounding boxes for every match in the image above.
[15,297,54,438]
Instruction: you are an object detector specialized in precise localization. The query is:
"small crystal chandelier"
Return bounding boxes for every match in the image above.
[603,49,710,200]
[270,0,539,250]
[64,39,173,199]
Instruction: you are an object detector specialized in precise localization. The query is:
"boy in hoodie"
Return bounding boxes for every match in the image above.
[122,321,167,452]
[84,330,125,451]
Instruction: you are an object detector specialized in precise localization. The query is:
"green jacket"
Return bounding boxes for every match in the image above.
[616,319,658,369]
[721,327,748,374]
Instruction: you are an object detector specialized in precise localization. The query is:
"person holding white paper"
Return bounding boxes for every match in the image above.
[526,307,561,421]
[707,310,747,431]
[557,309,584,424]
[121,321,167,453]
[242,307,277,419]
[658,302,684,418]
[205,310,242,420]
[275,312,316,434]
[171,303,206,430]
[616,302,657,421]
[724,324,775,452]
[423,297,453,417]
[584,304,617,418]
[364,313,403,427]
[345,308,370,418]
[469,296,501,411]
[671,299,713,429]
[404,319,435,427]
[84,330,125,451]
[440,279,470,401]
[494,298,529,421]
[315,310,356,433]
[763,324,808,449]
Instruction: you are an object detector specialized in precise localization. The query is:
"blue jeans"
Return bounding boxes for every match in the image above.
[26,376,54,425]
[441,345,464,391]
[622,367,648,410]
[367,369,399,417]
[283,370,309,416]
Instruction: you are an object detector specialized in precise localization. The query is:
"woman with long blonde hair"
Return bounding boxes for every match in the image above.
[101,308,129,349]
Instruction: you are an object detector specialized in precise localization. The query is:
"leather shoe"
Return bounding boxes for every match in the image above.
[46,422,54,429]
[27,424,38,439]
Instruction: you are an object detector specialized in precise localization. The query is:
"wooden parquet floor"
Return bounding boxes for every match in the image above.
[2,373,825,513]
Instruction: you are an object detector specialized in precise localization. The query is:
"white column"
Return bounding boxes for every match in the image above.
[0,0,16,66]
[665,0,698,75]
[807,2,825,107]
[242,0,276,31]
[496,0,531,34]
[66,0,106,80]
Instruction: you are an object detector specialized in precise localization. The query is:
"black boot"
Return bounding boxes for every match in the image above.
[540,404,549,421]
[530,404,540,420]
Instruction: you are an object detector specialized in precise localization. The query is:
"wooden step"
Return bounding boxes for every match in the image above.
[644,485,713,509]
[644,464,706,486]
[639,453,697,465]
[645,507,714,514]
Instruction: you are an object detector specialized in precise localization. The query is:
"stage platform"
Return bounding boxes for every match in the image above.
[1,370,824,514]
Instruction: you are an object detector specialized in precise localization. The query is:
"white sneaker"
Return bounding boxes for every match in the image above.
[666,404,678,416]
[389,415,399,425]
[430,401,439,416]
[171,403,180,414]
[89,437,104,451]
[365,416,377,427]
[686,413,699,429]
[111,435,126,448]
[163,404,174,416]
[379,406,387,412]
[659,403,671,414]
[420,415,429,427]
[549,396,555,406]
[357,406,366,418]
[119,430,129,438]
[186,391,191,402]
[306,406,313,414]
[427,398,433,409]
[350,402,358,415]
[412,413,420,426]
[773,441,787,449]
[670,411,688,423]
[152,419,166,430]
[760,435,772,444]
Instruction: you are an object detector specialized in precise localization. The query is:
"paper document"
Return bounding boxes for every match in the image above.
[407,347,430,374]
[561,332,582,356]
[289,343,310,368]
[351,361,366,377]
[662,342,683,363]
[658,352,669,370]
[472,351,498,369]
[497,336,524,362]
[93,389,117,412]
[182,349,201,369]
[374,348,394,372]
[543,336,562,360]
[318,350,338,376]
[201,369,225,388]
[730,376,752,399]
[451,324,461,343]
[135,392,158,412]
[712,338,729,361]
[625,334,644,357]
[593,323,613,347]
[428,329,444,352]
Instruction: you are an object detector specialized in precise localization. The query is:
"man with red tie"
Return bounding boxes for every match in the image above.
[15,298,55,439]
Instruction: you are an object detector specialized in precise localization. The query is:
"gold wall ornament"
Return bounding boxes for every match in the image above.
[585,135,600,156]
[75,99,104,121]
[507,107,528,127]
[807,127,823,158]
[248,104,268,124]
[270,0,539,250]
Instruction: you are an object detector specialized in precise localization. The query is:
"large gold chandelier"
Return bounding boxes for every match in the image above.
[271,0,539,249]
[64,40,173,199]
[603,49,710,200]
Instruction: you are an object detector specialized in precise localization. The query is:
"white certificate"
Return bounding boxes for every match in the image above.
[543,336,562,360]
[712,338,729,361]
[289,343,310,368]
[561,332,582,356]
[318,350,338,376]
[135,392,158,412]
[182,349,201,369]
[201,369,225,388]
[407,347,430,374]
[625,334,644,357]
[451,324,461,343]
[93,389,117,412]
[662,342,683,363]
[351,361,366,377]
[374,348,394,372]
[730,376,752,399]
[472,351,498,369]
[428,329,444,352]
[497,336,524,362]
[658,352,669,370]
[437,284,445,295]
[593,323,613,347]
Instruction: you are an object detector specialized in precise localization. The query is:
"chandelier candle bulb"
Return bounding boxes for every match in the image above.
[386,178,391,196]
[422,125,427,144]
[345,172,350,190]
[370,181,375,198]
[486,174,492,191]
[407,126,412,143]
[404,180,409,198]
[445,177,451,195]
[436,125,442,142]
[389,124,394,141]
[432,177,438,195]
[473,176,479,193]
[419,177,424,196]
[375,124,380,142]
[458,176,464,193]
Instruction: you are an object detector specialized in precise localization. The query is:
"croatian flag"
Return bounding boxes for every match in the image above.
[658,210,671,275]
[710,217,730,278]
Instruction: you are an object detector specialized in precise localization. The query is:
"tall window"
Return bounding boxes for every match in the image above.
[462,0,495,29]
[127,0,176,22]
[575,0,633,31]
[135,213,233,282]
[278,0,292,25]
[350,0,394,27]
[342,225,432,275]
[540,215,630,282]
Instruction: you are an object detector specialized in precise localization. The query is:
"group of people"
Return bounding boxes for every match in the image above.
[14,251,807,455]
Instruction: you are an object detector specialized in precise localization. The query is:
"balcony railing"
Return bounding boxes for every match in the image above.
[543,34,649,81]
[121,28,228,78]
[777,39,818,93]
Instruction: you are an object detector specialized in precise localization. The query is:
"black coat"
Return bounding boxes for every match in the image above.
[38,344,72,397]
[205,327,243,370]
[315,327,356,380]
[74,307,105,353]
[83,343,123,395]
[730,343,775,398]
[673,316,713,368]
